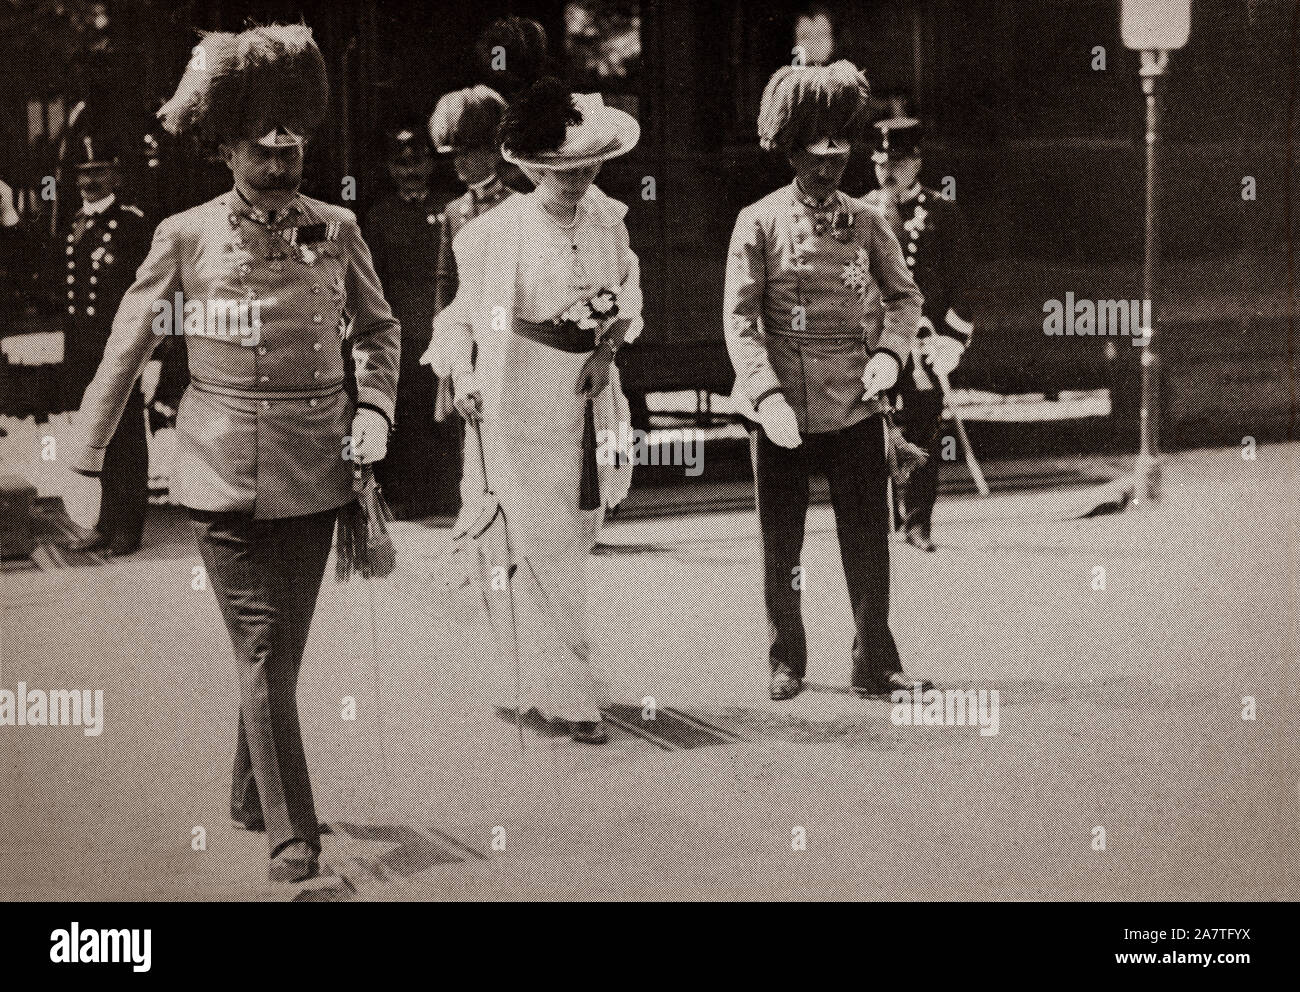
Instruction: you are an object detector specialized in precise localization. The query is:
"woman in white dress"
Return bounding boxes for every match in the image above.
[423,78,641,743]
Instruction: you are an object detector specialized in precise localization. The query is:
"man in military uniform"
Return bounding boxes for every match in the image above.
[724,62,932,702]
[365,124,457,518]
[424,85,514,515]
[68,25,400,884]
[862,118,975,552]
[431,86,515,318]
[59,131,152,556]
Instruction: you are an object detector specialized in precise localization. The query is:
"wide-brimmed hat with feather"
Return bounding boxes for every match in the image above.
[757,60,870,155]
[157,23,329,153]
[498,77,638,171]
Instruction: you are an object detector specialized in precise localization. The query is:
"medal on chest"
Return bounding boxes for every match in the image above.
[280,221,342,266]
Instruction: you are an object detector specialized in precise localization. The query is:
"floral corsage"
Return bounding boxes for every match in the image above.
[555,288,621,343]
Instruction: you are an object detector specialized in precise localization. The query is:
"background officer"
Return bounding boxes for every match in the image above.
[424,85,515,519]
[366,123,457,518]
[59,129,152,556]
[863,118,975,552]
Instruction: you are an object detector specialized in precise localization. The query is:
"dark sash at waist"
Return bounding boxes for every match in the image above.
[190,375,345,401]
[513,318,595,354]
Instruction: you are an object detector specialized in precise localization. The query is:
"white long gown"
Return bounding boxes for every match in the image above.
[428,187,642,722]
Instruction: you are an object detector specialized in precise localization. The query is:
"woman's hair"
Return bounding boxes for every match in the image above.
[498,76,582,158]
[475,16,554,100]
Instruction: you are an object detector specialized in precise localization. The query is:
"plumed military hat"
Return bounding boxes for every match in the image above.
[429,86,507,153]
[757,60,870,155]
[872,117,924,163]
[157,23,329,153]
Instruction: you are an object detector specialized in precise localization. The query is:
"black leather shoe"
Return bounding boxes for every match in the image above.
[107,536,142,557]
[853,672,935,697]
[769,670,803,701]
[904,526,936,552]
[268,840,319,883]
[570,720,607,744]
[63,529,107,553]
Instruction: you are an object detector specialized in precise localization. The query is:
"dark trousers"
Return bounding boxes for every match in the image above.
[895,381,946,533]
[97,387,148,546]
[750,414,901,685]
[189,506,336,856]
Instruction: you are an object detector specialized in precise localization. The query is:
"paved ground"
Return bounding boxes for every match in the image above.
[1,443,1296,901]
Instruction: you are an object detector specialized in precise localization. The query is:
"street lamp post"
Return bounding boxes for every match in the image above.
[1122,0,1189,505]
[1134,49,1167,504]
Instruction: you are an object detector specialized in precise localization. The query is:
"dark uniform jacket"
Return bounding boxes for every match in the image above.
[366,191,447,358]
[723,182,924,435]
[69,189,401,519]
[60,196,151,411]
[862,184,973,390]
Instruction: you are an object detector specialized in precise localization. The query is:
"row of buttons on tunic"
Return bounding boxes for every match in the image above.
[65,216,118,315]
[258,398,322,409]
[227,202,344,385]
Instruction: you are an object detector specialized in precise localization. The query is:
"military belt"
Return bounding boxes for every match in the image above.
[191,375,345,401]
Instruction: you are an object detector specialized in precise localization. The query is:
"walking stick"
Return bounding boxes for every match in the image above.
[364,572,390,817]
[932,365,990,497]
[468,418,526,752]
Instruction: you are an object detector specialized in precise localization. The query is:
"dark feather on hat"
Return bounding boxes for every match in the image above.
[430,86,507,151]
[497,76,581,158]
[157,24,328,152]
[757,60,870,153]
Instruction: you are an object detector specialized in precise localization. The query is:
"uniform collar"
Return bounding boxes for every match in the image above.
[897,183,924,205]
[229,187,305,226]
[469,173,504,204]
[791,181,841,213]
[81,193,116,216]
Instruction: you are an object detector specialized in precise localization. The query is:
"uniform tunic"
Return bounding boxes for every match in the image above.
[861,184,974,390]
[60,195,151,410]
[723,183,923,434]
[69,189,401,520]
[60,195,152,543]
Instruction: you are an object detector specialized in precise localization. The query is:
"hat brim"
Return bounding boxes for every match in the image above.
[803,136,851,156]
[501,106,640,171]
[872,149,920,164]
[255,127,305,148]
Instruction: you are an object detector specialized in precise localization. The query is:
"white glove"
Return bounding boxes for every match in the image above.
[861,352,900,399]
[350,407,389,464]
[0,179,18,228]
[919,334,964,378]
[757,393,802,449]
[452,370,482,422]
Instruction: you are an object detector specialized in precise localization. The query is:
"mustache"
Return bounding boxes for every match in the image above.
[249,175,300,191]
